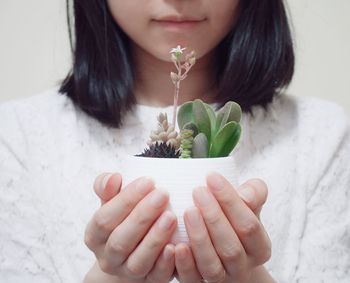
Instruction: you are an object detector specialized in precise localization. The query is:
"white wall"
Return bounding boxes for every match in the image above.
[0,0,71,102]
[0,0,349,113]
[287,0,350,113]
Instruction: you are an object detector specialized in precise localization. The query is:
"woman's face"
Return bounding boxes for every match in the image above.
[107,0,239,62]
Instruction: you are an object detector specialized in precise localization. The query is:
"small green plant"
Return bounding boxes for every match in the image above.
[136,45,241,158]
[179,129,194,159]
[177,99,242,158]
[147,112,180,149]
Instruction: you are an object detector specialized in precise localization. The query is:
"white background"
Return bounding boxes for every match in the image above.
[0,0,349,113]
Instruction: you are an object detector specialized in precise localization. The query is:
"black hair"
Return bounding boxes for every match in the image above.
[60,0,294,128]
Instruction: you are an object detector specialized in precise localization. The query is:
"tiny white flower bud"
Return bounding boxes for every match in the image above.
[171,53,178,62]
[170,72,180,83]
[189,57,196,66]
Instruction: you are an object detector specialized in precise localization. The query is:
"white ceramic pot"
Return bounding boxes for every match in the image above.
[121,156,237,244]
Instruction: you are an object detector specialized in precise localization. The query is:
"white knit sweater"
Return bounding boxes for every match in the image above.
[0,89,349,283]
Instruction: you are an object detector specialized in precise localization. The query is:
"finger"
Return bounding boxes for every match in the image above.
[206,172,271,266]
[145,244,176,283]
[94,173,123,205]
[184,207,226,283]
[192,186,247,275]
[175,243,202,283]
[104,189,169,270]
[85,177,154,253]
[237,179,268,218]
[125,211,177,278]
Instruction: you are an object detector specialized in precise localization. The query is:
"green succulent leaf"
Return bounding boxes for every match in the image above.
[177,101,194,130]
[193,99,212,142]
[192,133,209,158]
[215,101,242,131]
[183,122,199,137]
[203,103,217,140]
[209,121,241,157]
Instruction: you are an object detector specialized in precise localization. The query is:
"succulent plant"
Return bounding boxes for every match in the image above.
[136,141,181,158]
[147,112,180,149]
[137,46,242,159]
[177,99,242,158]
[179,129,194,159]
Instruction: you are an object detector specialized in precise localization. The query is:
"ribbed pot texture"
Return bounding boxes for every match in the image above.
[121,156,237,244]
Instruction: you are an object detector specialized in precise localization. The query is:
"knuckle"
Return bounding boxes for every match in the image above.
[126,261,147,278]
[139,215,153,227]
[203,263,224,282]
[108,238,128,258]
[93,210,111,232]
[219,244,243,262]
[239,219,261,237]
[135,210,156,228]
[205,210,222,226]
[84,231,96,250]
[262,247,272,263]
[255,245,272,265]
[147,235,165,251]
[220,196,234,208]
[190,231,209,246]
[99,258,115,275]
[122,195,137,211]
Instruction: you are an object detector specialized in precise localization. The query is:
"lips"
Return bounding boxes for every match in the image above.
[153,15,205,30]
[155,15,204,22]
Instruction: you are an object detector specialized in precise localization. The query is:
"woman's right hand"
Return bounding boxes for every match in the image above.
[84,173,177,283]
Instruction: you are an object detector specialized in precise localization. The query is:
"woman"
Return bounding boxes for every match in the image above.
[0,0,349,282]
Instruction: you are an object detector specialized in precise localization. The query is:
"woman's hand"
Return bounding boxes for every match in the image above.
[175,172,273,283]
[83,173,177,283]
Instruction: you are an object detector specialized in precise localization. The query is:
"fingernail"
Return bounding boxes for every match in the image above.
[238,186,255,203]
[162,244,174,261]
[186,207,201,228]
[135,177,154,194]
[158,211,175,231]
[208,172,225,191]
[193,187,212,206]
[101,173,113,192]
[149,190,168,208]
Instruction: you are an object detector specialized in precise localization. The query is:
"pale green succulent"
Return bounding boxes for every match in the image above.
[177,99,242,158]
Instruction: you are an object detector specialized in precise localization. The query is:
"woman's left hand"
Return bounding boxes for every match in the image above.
[175,172,272,283]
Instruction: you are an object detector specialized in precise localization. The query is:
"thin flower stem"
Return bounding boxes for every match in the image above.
[170,46,196,129]
[172,81,180,127]
[174,60,181,73]
[181,67,192,80]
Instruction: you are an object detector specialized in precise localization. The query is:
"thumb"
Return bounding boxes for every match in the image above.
[93,172,122,205]
[237,178,268,218]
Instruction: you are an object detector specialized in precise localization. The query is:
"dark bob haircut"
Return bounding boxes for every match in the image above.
[60,0,294,128]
